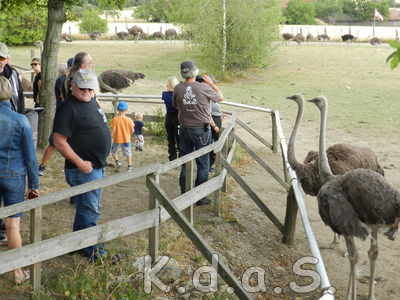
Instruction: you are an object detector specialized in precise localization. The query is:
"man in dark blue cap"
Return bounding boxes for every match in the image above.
[173,60,223,205]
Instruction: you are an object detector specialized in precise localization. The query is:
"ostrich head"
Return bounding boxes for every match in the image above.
[286,93,304,105]
[126,71,145,81]
[307,95,327,111]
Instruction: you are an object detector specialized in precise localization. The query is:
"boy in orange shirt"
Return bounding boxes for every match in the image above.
[110,101,134,172]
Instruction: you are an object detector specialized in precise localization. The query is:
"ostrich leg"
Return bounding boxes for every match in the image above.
[344,236,358,300]
[367,229,378,300]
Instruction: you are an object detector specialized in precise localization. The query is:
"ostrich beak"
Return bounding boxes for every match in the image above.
[286,95,296,100]
[307,98,317,104]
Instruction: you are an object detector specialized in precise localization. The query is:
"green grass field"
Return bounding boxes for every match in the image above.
[9,41,399,140]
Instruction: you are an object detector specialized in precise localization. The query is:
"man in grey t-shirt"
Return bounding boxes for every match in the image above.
[173,60,223,205]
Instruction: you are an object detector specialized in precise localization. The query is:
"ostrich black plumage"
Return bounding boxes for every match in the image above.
[308,95,400,300]
[98,69,145,94]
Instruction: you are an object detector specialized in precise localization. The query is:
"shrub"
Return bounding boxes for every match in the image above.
[79,9,108,34]
[284,0,316,25]
[0,2,47,45]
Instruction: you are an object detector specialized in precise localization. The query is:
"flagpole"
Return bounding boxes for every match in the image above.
[373,15,376,38]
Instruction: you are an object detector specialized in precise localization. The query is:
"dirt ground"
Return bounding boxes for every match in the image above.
[1,103,399,300]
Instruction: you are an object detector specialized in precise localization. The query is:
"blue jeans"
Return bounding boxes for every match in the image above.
[65,167,105,259]
[0,174,25,218]
[179,126,211,200]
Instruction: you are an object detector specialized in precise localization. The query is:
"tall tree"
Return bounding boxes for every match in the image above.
[168,0,282,75]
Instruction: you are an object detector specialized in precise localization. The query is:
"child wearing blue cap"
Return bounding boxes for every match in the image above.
[110,101,134,172]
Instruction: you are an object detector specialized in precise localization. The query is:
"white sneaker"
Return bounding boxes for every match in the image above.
[113,161,122,172]
[127,166,132,172]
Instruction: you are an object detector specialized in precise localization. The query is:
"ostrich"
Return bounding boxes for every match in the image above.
[21,77,33,98]
[116,31,130,40]
[341,34,355,42]
[317,33,329,44]
[89,30,102,40]
[282,33,294,44]
[306,33,313,42]
[152,31,165,40]
[307,95,400,300]
[165,28,177,40]
[98,69,145,94]
[370,37,380,46]
[293,28,304,45]
[128,25,143,42]
[286,93,384,247]
[60,33,72,42]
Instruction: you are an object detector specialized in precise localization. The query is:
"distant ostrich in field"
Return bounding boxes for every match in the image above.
[293,28,304,45]
[341,34,355,42]
[89,30,102,40]
[116,31,130,40]
[98,69,145,94]
[286,93,384,247]
[306,33,313,42]
[152,31,165,40]
[282,33,294,45]
[60,33,72,42]
[370,37,381,46]
[165,28,177,40]
[317,33,329,42]
[308,95,400,300]
[128,25,143,42]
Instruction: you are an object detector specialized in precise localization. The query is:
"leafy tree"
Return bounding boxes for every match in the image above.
[314,0,343,22]
[133,0,170,22]
[341,0,390,21]
[168,0,282,74]
[284,0,316,25]
[0,2,47,45]
[79,8,108,33]
[2,0,126,148]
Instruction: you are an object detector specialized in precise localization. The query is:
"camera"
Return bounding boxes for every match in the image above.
[195,75,203,82]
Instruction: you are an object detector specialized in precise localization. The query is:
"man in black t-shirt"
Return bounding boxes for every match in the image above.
[53,69,111,262]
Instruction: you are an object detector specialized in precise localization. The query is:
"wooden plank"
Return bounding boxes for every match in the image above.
[30,207,42,292]
[147,177,253,300]
[235,118,272,150]
[158,175,223,222]
[148,174,160,260]
[213,151,222,216]
[282,187,298,245]
[221,157,284,233]
[234,134,290,191]
[184,160,194,223]
[0,163,162,219]
[271,111,279,154]
[0,209,159,274]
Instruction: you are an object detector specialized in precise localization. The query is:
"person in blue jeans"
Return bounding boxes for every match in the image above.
[53,69,116,262]
[0,76,39,285]
[173,60,223,205]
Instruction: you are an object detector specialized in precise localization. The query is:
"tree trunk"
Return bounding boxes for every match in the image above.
[37,0,66,148]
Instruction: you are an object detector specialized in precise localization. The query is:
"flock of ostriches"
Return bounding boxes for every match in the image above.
[282,31,381,45]
[286,93,400,300]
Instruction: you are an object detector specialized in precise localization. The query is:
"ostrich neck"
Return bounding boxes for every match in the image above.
[287,100,304,173]
[319,102,334,183]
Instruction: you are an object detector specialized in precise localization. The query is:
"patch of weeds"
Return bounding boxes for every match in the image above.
[191,254,203,263]
[144,108,166,137]
[231,144,252,169]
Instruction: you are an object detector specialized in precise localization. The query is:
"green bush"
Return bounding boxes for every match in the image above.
[0,2,47,45]
[79,9,108,34]
[284,0,316,25]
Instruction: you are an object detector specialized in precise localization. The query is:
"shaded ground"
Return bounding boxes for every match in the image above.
[0,105,399,300]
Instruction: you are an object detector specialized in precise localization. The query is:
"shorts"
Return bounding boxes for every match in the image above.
[48,132,54,147]
[0,174,25,218]
[111,142,131,157]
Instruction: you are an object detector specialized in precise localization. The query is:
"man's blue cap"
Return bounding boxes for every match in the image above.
[117,101,128,111]
[67,57,74,67]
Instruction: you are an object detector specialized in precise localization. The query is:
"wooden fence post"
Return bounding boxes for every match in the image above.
[213,150,222,217]
[148,173,160,260]
[221,138,229,193]
[271,111,279,154]
[282,187,298,245]
[30,207,42,293]
[184,160,193,224]
[112,98,118,117]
